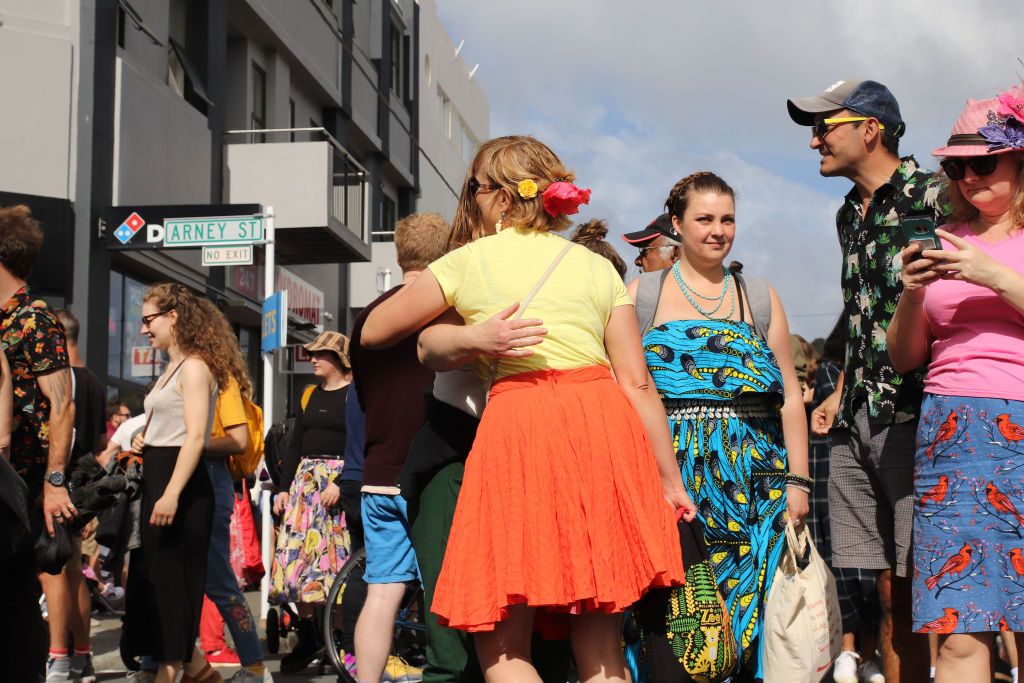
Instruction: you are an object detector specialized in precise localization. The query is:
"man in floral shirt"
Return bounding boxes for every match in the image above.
[788,80,947,683]
[0,205,80,680]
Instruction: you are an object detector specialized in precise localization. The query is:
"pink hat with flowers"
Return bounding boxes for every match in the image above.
[933,85,1024,157]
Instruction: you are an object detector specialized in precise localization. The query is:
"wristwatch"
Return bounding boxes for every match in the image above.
[45,470,66,487]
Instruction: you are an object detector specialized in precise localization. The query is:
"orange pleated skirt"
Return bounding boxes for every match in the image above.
[431,365,685,635]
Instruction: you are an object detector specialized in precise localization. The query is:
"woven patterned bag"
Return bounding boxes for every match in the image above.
[636,518,737,682]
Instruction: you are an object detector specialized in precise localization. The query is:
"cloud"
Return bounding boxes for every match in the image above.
[436,0,1024,337]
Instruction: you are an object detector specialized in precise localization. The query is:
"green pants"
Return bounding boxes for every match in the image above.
[408,462,483,683]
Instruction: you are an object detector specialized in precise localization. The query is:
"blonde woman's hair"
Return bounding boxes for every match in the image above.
[941,152,1024,228]
[449,135,576,249]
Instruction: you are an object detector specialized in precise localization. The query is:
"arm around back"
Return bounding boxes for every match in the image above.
[361,271,449,349]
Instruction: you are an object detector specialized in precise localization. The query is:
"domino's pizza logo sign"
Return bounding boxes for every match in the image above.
[113,212,145,244]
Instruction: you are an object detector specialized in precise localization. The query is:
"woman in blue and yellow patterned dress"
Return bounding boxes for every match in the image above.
[627,171,810,682]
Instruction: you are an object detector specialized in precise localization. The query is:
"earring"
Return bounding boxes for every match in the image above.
[496,211,506,233]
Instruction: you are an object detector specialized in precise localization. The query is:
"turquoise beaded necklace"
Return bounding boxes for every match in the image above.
[671,262,735,319]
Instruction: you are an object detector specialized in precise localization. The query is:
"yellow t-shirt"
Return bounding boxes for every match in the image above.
[429,228,632,379]
[210,376,246,438]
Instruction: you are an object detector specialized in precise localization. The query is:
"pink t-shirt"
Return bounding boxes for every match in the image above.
[923,222,1024,400]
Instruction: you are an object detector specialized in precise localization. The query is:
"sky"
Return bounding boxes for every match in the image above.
[434,0,1024,339]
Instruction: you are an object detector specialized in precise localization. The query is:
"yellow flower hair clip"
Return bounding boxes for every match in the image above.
[517,179,539,199]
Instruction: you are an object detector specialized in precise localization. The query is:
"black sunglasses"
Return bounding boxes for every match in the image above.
[467,178,500,196]
[940,156,999,181]
[140,309,172,328]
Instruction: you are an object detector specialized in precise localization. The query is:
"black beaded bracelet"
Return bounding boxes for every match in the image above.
[786,473,813,488]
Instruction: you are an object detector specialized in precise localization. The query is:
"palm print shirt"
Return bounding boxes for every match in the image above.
[0,286,69,481]
[835,156,947,429]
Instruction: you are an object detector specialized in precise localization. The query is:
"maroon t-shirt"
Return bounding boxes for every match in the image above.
[350,286,435,488]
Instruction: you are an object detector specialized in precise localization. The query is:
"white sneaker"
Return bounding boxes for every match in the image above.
[226,668,274,682]
[70,652,97,683]
[45,656,72,682]
[859,658,885,683]
[833,650,861,683]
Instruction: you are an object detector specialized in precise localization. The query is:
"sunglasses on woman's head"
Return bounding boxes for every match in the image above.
[467,178,500,195]
[940,156,998,181]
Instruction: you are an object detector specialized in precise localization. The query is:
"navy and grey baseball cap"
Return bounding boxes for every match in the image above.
[623,214,676,245]
[788,79,906,137]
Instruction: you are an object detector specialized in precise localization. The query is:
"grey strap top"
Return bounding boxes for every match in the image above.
[142,359,217,448]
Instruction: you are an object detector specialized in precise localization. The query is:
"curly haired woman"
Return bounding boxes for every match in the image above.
[122,283,226,683]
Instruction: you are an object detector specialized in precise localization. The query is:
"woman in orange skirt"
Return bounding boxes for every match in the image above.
[362,135,694,682]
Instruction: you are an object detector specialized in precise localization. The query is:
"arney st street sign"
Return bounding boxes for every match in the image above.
[102,204,264,251]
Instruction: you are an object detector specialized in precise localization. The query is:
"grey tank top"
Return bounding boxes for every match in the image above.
[142,359,217,448]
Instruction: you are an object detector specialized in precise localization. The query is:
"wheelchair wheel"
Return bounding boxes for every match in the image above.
[266,607,280,654]
[322,547,427,682]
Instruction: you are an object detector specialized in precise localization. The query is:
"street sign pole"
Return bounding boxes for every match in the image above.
[260,205,275,620]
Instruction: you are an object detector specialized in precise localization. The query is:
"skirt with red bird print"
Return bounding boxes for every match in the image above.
[914,393,1024,633]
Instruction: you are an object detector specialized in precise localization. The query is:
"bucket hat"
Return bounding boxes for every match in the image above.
[933,86,1024,157]
[303,330,351,369]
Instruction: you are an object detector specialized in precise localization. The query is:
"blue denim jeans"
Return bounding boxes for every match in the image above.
[204,458,263,665]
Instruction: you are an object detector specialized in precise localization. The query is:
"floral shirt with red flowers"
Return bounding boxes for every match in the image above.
[0,286,69,486]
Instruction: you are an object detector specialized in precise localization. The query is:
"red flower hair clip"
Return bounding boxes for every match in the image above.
[541,181,591,217]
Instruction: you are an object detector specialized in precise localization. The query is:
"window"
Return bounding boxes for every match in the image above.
[289,98,296,142]
[436,86,448,132]
[107,271,167,384]
[163,0,210,116]
[462,125,477,166]
[117,0,163,47]
[402,34,412,102]
[117,5,126,48]
[389,22,403,98]
[251,62,267,142]
[373,195,397,242]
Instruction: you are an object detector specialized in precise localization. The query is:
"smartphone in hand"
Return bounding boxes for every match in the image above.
[900,217,941,260]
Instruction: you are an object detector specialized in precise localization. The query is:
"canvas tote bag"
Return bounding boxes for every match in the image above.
[763,521,842,682]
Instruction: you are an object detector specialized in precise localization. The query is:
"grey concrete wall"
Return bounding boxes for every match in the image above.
[0,3,76,200]
[239,0,341,103]
[224,141,330,228]
[113,57,212,205]
[348,0,491,308]
[416,0,488,218]
[120,0,171,84]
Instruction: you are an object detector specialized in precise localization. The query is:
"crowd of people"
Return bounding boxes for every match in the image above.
[2,72,1023,683]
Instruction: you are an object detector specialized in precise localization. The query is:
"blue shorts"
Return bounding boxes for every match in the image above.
[361,493,420,583]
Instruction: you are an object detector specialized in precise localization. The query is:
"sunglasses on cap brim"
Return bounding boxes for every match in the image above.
[939,156,999,181]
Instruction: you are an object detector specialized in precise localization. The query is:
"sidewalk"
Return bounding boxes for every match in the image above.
[90,590,337,682]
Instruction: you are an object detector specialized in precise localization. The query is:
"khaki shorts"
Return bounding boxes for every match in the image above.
[828,404,917,578]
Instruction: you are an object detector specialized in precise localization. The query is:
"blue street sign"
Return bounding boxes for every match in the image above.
[261,290,288,353]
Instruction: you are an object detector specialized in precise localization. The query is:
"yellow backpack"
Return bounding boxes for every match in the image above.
[227,398,265,480]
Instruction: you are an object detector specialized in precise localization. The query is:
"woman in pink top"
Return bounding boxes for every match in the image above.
[887,85,1024,683]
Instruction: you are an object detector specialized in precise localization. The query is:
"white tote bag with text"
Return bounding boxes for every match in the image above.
[763,521,842,683]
